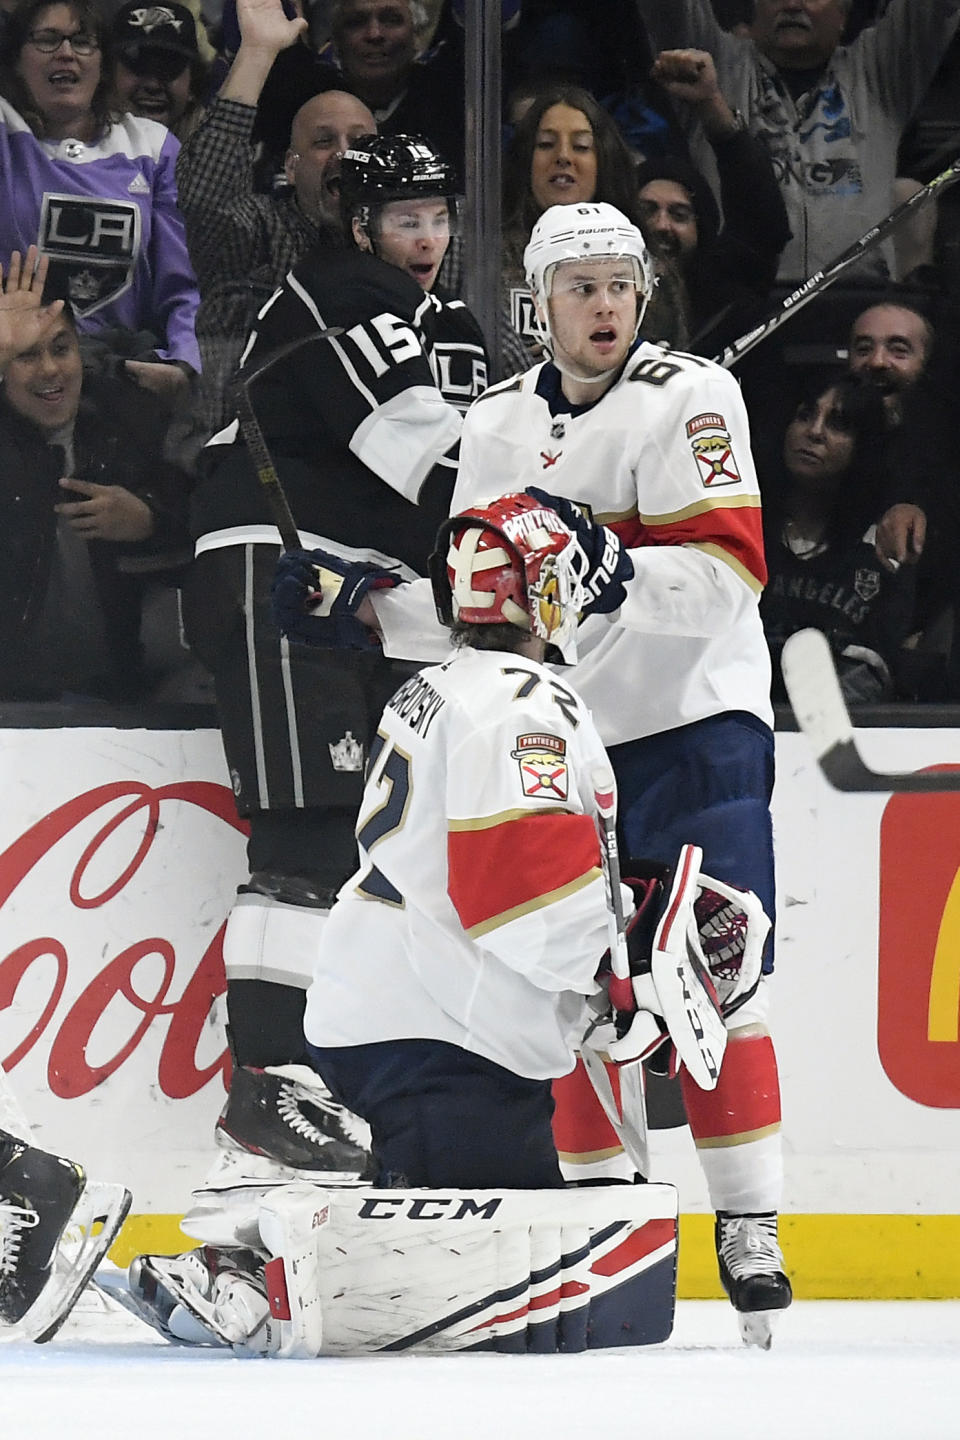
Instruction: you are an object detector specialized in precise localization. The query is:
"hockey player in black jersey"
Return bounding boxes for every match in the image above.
[162,135,490,1275]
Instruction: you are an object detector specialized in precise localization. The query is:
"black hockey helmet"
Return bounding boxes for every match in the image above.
[339,133,458,244]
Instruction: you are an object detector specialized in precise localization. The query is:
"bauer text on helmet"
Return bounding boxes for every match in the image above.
[523,203,654,357]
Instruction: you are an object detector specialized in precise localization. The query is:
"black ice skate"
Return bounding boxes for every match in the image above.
[0,1139,85,1325]
[715,1210,792,1349]
[215,1064,373,1178]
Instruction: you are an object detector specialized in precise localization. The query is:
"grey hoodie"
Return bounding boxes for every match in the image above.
[634,0,960,280]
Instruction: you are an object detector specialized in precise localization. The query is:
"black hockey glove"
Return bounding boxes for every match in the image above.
[525,485,634,617]
[271,548,401,648]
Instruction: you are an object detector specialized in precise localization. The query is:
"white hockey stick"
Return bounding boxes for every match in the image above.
[781,628,960,792]
[586,769,650,1176]
[714,154,960,370]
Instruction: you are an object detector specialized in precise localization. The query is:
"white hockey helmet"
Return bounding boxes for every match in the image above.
[524,202,654,303]
[430,493,589,663]
[524,202,654,354]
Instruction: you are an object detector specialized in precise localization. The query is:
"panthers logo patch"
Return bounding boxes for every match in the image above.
[511,732,568,800]
[686,412,742,488]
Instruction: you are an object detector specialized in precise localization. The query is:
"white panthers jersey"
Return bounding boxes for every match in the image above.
[304,646,618,1080]
[451,342,774,745]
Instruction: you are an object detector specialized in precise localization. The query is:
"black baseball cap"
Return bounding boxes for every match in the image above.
[112,3,199,61]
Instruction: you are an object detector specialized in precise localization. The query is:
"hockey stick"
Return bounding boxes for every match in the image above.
[231,328,344,552]
[584,768,650,1176]
[713,154,960,370]
[781,628,960,792]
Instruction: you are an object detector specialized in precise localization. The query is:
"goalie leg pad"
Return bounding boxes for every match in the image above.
[254,1182,679,1355]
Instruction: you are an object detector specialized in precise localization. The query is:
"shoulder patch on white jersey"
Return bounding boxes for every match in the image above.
[686,412,742,488]
[474,373,524,404]
[511,732,569,801]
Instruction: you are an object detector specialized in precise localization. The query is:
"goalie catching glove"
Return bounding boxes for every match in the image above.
[525,485,633,617]
[271,549,401,648]
[589,844,769,1091]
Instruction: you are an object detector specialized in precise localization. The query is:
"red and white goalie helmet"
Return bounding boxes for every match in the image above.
[430,493,589,662]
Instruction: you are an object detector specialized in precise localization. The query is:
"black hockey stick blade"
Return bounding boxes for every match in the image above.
[715,154,960,370]
[781,629,960,793]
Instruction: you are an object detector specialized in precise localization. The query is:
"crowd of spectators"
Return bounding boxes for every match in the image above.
[1,0,960,708]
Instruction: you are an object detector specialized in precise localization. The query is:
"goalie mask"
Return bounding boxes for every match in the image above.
[523,202,654,361]
[430,493,589,663]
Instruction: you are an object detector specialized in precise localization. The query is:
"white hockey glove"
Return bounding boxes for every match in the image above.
[693,873,770,1017]
[590,845,767,1092]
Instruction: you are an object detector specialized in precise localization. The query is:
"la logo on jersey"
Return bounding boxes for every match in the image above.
[39,192,142,318]
[686,412,741,488]
[511,733,568,800]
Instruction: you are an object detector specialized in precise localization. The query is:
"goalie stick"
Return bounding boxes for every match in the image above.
[781,628,960,793]
[714,154,960,370]
[583,768,650,1177]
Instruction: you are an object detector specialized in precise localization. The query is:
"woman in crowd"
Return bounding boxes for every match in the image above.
[0,0,201,401]
[759,375,916,704]
[501,82,641,356]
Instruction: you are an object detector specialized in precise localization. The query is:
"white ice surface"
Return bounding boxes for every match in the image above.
[2,1280,959,1440]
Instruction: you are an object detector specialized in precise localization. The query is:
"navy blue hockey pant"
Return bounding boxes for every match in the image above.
[607,710,776,972]
[309,1038,566,1189]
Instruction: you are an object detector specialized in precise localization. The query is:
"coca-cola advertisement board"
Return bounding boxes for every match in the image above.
[0,726,247,1221]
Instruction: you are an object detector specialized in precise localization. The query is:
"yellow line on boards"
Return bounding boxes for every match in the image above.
[109,1213,960,1300]
[678,1214,960,1299]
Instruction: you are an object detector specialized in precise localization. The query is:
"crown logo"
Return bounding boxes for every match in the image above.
[68,268,102,303]
[328,730,364,772]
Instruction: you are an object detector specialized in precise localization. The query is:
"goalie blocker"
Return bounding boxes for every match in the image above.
[134,1181,679,1357]
[584,842,769,1089]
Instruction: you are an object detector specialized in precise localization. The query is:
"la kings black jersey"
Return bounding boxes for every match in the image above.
[192,248,489,575]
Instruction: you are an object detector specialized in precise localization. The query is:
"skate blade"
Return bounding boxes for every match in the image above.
[18,1183,132,1344]
[119,1277,224,1347]
[130,1257,238,1348]
[737,1308,779,1350]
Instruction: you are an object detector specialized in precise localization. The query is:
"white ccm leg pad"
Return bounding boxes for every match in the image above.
[252,1182,679,1356]
[607,844,727,1089]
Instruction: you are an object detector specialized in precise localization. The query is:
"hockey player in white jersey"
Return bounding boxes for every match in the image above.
[302,492,642,1189]
[462,205,789,1346]
[289,204,792,1346]
[128,495,758,1354]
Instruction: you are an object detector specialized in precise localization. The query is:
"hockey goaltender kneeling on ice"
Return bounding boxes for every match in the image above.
[122,495,771,1356]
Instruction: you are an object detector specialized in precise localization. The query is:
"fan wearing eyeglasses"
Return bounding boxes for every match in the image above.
[0,0,201,402]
